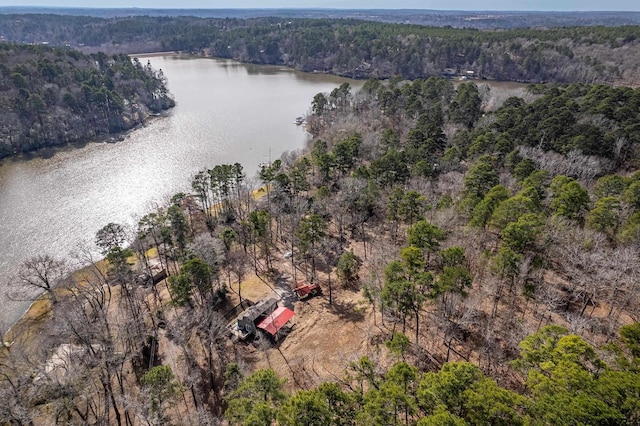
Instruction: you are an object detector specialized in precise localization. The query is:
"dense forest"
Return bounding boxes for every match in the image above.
[0,42,174,158]
[2,9,640,425]
[3,7,640,28]
[2,14,640,84]
[3,73,640,424]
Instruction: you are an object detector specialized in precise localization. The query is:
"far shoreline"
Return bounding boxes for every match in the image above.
[128,51,180,58]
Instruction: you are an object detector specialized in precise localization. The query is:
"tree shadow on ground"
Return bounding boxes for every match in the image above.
[322,298,365,322]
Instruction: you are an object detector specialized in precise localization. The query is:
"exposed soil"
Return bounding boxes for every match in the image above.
[233,276,376,391]
[5,221,636,423]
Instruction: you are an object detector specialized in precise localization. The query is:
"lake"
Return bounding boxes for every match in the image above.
[0,55,360,328]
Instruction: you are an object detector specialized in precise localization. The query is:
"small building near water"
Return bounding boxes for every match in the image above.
[256,306,295,338]
[228,296,295,341]
[442,68,457,77]
[237,297,278,335]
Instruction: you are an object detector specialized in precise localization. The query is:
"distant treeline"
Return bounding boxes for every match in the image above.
[1,14,640,84]
[2,7,640,28]
[0,42,174,158]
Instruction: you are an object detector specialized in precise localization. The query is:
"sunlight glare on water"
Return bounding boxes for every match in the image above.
[0,56,360,327]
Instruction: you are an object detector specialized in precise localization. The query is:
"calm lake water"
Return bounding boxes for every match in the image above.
[0,56,359,328]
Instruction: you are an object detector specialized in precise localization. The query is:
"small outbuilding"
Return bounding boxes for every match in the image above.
[256,306,295,338]
[232,297,279,340]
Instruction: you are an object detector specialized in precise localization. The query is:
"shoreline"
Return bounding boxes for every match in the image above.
[2,261,103,347]
[0,54,320,345]
[3,296,48,350]
[0,109,169,164]
[128,50,180,58]
[2,185,270,344]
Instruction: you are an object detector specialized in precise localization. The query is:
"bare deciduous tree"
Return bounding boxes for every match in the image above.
[10,254,68,304]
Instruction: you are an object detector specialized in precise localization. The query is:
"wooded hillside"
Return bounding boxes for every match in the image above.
[3,11,640,424]
[3,76,640,424]
[0,43,174,158]
[2,14,640,85]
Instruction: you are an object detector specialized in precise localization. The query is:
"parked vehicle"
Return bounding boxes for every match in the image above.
[294,281,321,300]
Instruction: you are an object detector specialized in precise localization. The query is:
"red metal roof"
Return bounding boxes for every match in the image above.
[256,306,295,336]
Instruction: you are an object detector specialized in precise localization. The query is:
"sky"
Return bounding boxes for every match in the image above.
[0,1,638,12]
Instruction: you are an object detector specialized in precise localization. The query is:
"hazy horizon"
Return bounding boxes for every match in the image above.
[0,1,638,12]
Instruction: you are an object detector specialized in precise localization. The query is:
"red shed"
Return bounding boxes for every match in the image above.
[256,306,295,337]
